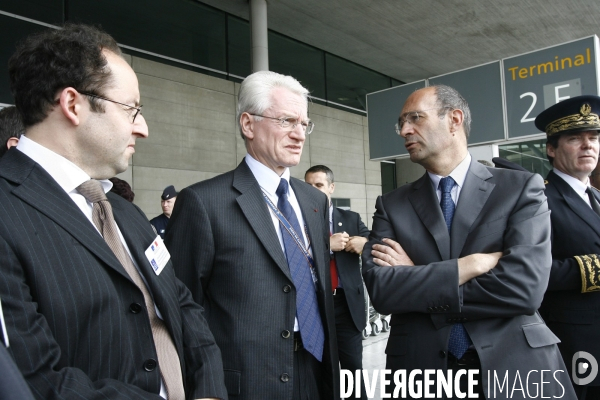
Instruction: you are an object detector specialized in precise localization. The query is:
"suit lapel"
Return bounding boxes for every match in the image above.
[233,161,292,281]
[333,207,342,234]
[408,173,450,260]
[548,170,600,238]
[1,151,131,281]
[451,161,494,258]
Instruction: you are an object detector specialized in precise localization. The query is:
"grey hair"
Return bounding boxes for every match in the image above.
[236,70,309,140]
[431,84,472,138]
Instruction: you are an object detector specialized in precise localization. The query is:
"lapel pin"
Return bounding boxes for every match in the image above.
[314,208,318,212]
[338,222,342,226]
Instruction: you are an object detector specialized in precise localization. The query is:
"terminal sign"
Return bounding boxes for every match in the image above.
[504,36,599,138]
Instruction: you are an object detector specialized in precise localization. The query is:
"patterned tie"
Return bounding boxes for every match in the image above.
[77,180,185,400]
[439,176,472,359]
[276,179,325,361]
[586,187,600,217]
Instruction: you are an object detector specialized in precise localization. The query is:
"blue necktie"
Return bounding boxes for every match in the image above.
[440,176,472,359]
[276,179,325,361]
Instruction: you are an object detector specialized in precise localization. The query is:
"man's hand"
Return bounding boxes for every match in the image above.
[330,232,350,251]
[457,252,502,285]
[371,238,414,266]
[345,236,368,254]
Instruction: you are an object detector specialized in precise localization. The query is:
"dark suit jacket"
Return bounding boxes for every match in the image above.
[332,207,369,331]
[539,170,600,386]
[166,160,340,400]
[0,148,227,400]
[362,160,575,399]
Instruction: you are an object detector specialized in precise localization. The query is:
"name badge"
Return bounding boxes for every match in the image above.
[145,235,171,276]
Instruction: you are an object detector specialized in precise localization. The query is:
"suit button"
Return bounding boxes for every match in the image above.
[143,359,157,371]
[283,285,291,293]
[280,373,290,382]
[440,351,447,358]
[129,303,142,314]
[281,330,291,339]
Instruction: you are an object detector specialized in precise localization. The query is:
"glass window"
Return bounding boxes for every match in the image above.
[325,53,391,111]
[0,0,63,25]
[498,139,551,176]
[332,198,351,210]
[0,14,49,104]
[269,31,325,100]
[227,16,251,79]
[68,0,227,72]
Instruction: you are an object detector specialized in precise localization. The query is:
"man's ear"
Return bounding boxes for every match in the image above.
[57,87,84,126]
[240,112,254,140]
[547,143,556,158]
[448,109,464,132]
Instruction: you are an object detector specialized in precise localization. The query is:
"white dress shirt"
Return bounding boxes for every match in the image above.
[428,153,472,205]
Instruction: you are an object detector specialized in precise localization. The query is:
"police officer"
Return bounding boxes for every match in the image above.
[150,185,177,239]
[535,95,600,400]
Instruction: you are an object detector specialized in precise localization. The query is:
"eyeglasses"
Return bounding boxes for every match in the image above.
[80,92,143,124]
[250,114,315,135]
[395,107,452,135]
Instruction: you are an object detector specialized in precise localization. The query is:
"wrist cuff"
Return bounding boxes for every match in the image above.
[574,254,600,293]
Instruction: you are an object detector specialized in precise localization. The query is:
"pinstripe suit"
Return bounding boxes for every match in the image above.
[165,160,340,399]
[0,148,227,400]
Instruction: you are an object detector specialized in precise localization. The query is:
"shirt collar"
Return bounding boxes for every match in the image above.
[244,153,290,196]
[553,168,590,198]
[16,135,113,194]
[428,153,472,190]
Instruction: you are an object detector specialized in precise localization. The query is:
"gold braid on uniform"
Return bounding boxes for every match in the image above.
[574,254,600,293]
[545,103,600,136]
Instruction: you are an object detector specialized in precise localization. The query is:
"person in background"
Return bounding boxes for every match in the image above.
[305,164,369,400]
[0,106,24,158]
[109,177,135,202]
[150,185,177,239]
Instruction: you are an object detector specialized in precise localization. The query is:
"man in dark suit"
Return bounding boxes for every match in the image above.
[166,71,339,400]
[362,85,575,398]
[535,95,600,400]
[0,24,226,399]
[304,164,368,399]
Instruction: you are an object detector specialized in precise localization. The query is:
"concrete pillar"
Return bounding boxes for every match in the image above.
[249,0,269,72]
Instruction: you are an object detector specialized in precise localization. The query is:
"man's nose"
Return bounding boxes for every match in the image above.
[134,114,149,138]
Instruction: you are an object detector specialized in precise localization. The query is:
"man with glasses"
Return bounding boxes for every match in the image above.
[0,23,226,399]
[166,70,339,400]
[362,85,574,398]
